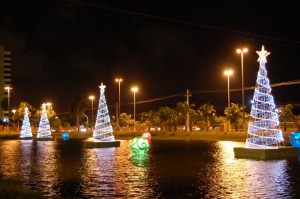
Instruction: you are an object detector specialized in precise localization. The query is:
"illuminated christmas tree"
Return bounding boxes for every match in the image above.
[246,46,284,148]
[20,107,32,138]
[37,103,52,138]
[93,83,115,141]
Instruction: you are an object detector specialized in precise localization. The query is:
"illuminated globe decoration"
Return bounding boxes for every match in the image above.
[62,132,69,141]
[37,103,52,138]
[246,46,284,148]
[290,132,300,147]
[142,132,152,143]
[20,107,33,138]
[130,136,150,155]
[93,83,115,141]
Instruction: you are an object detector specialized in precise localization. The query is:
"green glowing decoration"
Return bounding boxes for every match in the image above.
[130,136,150,155]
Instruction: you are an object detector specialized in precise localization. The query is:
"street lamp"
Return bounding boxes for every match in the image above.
[224,69,233,132]
[4,86,12,124]
[89,95,95,130]
[131,86,138,132]
[115,78,123,128]
[236,47,248,130]
[224,69,233,109]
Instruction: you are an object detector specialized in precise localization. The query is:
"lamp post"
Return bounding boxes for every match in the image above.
[89,95,95,130]
[131,86,138,132]
[4,86,12,127]
[115,78,123,128]
[224,69,233,109]
[224,69,233,132]
[236,48,248,130]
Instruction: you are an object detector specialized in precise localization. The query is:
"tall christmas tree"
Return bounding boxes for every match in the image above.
[93,83,115,141]
[20,106,32,138]
[246,46,284,148]
[36,103,52,138]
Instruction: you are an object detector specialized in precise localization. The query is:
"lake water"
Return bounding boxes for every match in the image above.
[0,139,300,198]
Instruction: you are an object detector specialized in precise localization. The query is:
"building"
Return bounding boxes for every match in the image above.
[0,45,12,122]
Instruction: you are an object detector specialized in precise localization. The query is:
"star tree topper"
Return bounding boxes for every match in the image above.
[100,82,106,93]
[256,45,270,63]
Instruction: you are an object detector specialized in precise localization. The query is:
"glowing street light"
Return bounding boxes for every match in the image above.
[224,69,233,132]
[4,86,12,124]
[115,78,123,128]
[131,86,138,132]
[89,95,95,130]
[236,47,248,130]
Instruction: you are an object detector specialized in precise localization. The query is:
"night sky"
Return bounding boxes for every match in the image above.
[1,0,300,116]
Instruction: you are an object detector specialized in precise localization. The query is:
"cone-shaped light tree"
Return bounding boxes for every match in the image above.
[246,46,284,148]
[36,103,52,138]
[93,83,115,141]
[20,106,32,138]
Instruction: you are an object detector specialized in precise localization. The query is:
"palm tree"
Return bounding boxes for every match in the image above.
[69,95,88,131]
[176,102,195,132]
[224,103,244,131]
[197,102,216,131]
[279,104,300,131]
[158,107,177,131]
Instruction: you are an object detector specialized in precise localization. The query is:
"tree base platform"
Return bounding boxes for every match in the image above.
[84,137,121,148]
[234,147,299,160]
[34,137,55,141]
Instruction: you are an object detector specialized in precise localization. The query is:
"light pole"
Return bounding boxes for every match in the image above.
[131,86,138,132]
[4,86,12,127]
[224,69,233,132]
[236,48,248,130]
[115,78,123,128]
[224,69,233,109]
[89,95,95,130]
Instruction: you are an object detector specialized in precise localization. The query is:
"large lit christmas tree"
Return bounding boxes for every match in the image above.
[36,103,52,138]
[20,106,33,138]
[93,83,115,141]
[246,46,284,148]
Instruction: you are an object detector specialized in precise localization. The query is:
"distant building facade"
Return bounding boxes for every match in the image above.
[0,45,12,121]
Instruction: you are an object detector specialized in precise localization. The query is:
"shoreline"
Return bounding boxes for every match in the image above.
[0,130,293,145]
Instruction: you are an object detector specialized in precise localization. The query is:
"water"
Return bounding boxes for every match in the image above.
[0,139,300,198]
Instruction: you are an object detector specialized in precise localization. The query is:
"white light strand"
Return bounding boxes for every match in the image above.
[93,83,115,141]
[246,46,284,148]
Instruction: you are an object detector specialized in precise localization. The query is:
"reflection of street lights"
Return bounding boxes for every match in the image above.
[4,86,12,124]
[224,69,233,132]
[89,95,95,130]
[237,48,248,130]
[131,86,138,132]
[115,78,123,127]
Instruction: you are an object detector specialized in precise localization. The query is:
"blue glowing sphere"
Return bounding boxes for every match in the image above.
[290,132,300,147]
[62,132,69,141]
[130,136,150,155]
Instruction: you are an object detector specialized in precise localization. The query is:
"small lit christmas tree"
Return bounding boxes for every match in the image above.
[37,103,52,138]
[93,83,115,141]
[20,106,32,138]
[246,46,284,148]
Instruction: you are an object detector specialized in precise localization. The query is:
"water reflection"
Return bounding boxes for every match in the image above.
[0,139,299,198]
[202,141,293,198]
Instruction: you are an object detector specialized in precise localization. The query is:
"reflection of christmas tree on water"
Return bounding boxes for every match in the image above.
[37,103,52,138]
[246,46,284,148]
[93,83,115,141]
[20,106,32,138]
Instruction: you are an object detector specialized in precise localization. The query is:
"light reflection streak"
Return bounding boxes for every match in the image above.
[205,141,292,198]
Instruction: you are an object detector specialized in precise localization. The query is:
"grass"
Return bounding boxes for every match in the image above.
[0,129,294,146]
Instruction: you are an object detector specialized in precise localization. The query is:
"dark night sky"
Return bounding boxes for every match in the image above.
[1,0,300,116]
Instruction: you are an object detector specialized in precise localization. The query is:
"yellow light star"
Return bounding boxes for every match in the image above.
[256,45,270,63]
